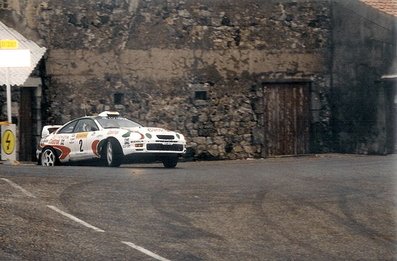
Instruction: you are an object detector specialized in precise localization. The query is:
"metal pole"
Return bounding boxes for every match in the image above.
[6,67,11,123]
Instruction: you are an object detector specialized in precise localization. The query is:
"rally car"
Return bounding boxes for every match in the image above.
[37,111,186,168]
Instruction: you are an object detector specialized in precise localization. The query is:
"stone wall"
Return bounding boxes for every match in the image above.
[1,0,333,159]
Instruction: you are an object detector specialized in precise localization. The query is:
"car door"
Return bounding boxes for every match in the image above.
[72,119,100,160]
[55,120,78,161]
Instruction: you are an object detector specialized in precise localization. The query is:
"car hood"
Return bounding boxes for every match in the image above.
[122,127,182,136]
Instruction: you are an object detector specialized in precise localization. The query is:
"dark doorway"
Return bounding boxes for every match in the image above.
[384,81,397,154]
[19,87,35,161]
[262,82,311,156]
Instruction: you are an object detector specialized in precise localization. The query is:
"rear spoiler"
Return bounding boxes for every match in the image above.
[41,125,62,138]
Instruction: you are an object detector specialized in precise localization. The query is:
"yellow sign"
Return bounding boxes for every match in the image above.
[2,129,15,155]
[76,132,88,139]
[0,39,19,49]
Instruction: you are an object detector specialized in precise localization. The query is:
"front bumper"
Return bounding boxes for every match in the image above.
[122,140,187,155]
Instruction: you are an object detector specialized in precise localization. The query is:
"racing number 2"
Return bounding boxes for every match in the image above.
[79,140,83,152]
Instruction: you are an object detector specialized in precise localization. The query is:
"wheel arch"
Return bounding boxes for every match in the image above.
[98,137,123,158]
[41,146,62,158]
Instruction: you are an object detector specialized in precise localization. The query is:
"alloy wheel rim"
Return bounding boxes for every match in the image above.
[42,150,55,166]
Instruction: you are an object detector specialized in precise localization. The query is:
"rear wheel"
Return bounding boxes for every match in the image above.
[162,155,178,168]
[105,138,123,167]
[41,148,58,166]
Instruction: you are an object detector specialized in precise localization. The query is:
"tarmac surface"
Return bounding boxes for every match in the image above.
[0,154,396,260]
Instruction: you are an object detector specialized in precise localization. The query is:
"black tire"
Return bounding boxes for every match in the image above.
[105,138,123,167]
[162,155,178,168]
[41,147,59,166]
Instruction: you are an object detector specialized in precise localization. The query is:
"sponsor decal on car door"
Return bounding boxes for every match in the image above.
[71,119,98,160]
[54,134,72,160]
[73,132,96,160]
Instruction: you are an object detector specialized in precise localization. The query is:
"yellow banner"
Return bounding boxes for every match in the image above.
[0,39,19,49]
[76,132,88,139]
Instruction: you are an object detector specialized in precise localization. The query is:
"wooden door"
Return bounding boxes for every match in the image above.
[263,82,310,156]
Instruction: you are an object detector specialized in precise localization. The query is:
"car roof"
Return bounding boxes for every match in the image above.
[64,112,142,125]
[71,111,122,121]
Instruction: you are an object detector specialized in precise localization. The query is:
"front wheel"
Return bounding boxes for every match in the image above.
[41,148,58,166]
[105,138,123,167]
[162,155,178,168]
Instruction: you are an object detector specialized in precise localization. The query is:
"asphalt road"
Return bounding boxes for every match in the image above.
[0,154,396,260]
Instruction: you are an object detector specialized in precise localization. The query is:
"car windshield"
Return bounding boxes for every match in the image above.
[96,117,142,129]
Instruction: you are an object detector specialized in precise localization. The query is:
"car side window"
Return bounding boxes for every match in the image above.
[58,120,78,134]
[74,119,99,133]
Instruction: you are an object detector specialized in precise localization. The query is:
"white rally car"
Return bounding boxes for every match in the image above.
[36,111,186,168]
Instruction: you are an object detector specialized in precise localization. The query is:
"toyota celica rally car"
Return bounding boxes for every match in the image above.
[37,111,187,168]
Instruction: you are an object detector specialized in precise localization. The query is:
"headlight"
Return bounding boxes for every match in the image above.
[122,131,131,138]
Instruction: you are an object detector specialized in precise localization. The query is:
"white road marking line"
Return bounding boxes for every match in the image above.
[47,205,105,233]
[121,241,171,261]
[2,178,169,259]
[1,178,36,198]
